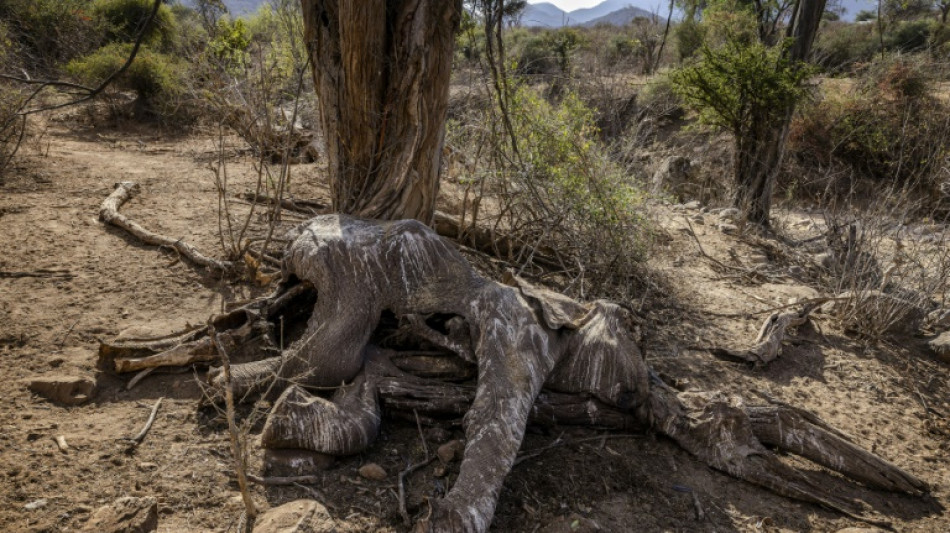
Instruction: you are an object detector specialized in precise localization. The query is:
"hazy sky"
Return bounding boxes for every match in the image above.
[528,0,604,11]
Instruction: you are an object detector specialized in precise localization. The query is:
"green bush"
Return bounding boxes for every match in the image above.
[93,0,177,50]
[509,28,582,76]
[884,19,931,52]
[813,21,876,72]
[674,18,706,61]
[789,57,950,195]
[67,42,184,112]
[0,0,101,72]
[669,35,815,134]
[499,84,652,296]
[607,34,641,66]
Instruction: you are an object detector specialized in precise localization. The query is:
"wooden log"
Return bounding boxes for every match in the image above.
[99,182,233,274]
[114,339,217,373]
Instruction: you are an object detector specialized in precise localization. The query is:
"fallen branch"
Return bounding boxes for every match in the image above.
[247,474,320,486]
[239,192,328,215]
[123,397,162,450]
[113,339,217,373]
[100,182,233,274]
[709,303,820,365]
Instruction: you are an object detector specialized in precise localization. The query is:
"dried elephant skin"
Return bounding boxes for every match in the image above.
[208,215,926,533]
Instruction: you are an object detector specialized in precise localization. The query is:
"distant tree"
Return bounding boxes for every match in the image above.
[671,0,826,226]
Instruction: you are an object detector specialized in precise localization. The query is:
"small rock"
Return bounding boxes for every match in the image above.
[788,265,804,277]
[82,496,157,533]
[690,214,705,225]
[24,499,47,511]
[437,440,464,464]
[26,375,96,405]
[717,223,738,235]
[137,462,157,472]
[358,463,387,481]
[671,203,687,211]
[684,200,701,210]
[928,332,950,364]
[254,500,336,533]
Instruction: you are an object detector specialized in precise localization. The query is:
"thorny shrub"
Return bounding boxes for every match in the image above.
[447,82,654,303]
[788,57,950,206]
[66,43,185,117]
[804,189,949,341]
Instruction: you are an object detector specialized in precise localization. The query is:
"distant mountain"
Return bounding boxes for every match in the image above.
[583,6,657,26]
[521,0,665,28]
[179,0,266,16]
[569,0,654,23]
[519,2,576,26]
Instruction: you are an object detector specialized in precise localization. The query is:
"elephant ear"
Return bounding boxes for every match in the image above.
[503,272,592,330]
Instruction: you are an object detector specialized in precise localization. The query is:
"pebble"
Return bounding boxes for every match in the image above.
[24,499,47,511]
[437,440,464,464]
[358,463,387,481]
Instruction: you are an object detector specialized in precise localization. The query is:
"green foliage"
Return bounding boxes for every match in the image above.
[790,57,950,191]
[670,35,815,135]
[674,18,706,60]
[67,42,183,108]
[509,28,583,76]
[0,0,100,72]
[455,8,484,63]
[93,0,177,50]
[813,21,877,71]
[607,34,642,66]
[207,17,251,66]
[883,19,932,52]
[504,84,652,263]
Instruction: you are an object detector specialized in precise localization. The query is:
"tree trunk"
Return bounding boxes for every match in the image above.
[733,113,788,226]
[733,0,826,226]
[301,0,462,223]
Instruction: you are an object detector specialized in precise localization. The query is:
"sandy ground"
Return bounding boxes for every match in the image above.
[0,112,948,532]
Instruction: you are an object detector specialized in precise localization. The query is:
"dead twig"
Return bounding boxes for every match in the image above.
[398,456,437,526]
[123,397,162,450]
[514,434,644,466]
[210,328,257,520]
